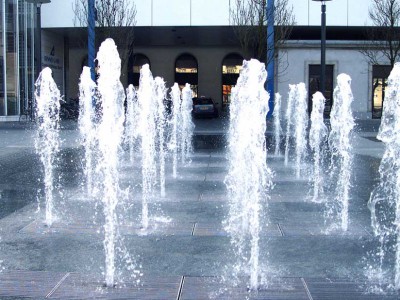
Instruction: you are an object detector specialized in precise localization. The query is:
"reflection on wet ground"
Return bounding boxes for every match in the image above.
[0,122,398,299]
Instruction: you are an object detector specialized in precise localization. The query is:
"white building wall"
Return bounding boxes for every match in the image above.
[277,43,372,119]
[42,0,372,28]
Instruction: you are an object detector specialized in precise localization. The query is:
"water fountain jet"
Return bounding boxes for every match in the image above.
[309,92,328,202]
[225,59,273,290]
[327,73,355,231]
[293,83,309,179]
[95,38,126,287]
[78,67,97,194]
[180,84,194,164]
[284,85,296,166]
[169,83,181,178]
[154,77,167,197]
[34,67,61,227]
[368,62,400,290]
[125,84,140,164]
[273,93,282,156]
[137,64,157,229]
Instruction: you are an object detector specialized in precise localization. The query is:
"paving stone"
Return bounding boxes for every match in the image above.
[304,277,400,300]
[0,270,66,298]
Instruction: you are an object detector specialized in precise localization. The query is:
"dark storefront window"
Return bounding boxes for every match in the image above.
[175,53,198,97]
[308,64,334,117]
[372,65,392,119]
[222,53,243,110]
[128,53,150,88]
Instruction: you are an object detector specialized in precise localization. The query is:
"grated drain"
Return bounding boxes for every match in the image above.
[277,223,284,236]
[46,272,70,298]
[191,223,196,236]
[176,276,185,300]
[301,278,314,300]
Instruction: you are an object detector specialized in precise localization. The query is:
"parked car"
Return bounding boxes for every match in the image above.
[192,96,219,118]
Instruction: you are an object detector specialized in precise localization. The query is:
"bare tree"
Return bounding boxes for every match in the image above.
[72,0,137,72]
[360,0,400,68]
[230,0,295,66]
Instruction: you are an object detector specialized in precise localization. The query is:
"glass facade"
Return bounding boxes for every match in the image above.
[0,0,36,119]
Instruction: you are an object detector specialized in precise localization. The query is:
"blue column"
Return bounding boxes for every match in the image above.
[266,0,275,117]
[88,0,95,81]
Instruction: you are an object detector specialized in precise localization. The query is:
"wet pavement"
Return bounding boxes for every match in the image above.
[0,118,398,299]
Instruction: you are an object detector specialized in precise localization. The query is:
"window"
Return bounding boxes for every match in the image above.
[222,53,243,110]
[128,53,150,88]
[308,64,334,117]
[372,65,391,119]
[175,53,198,97]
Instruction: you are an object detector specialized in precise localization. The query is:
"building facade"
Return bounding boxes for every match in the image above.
[0,0,393,121]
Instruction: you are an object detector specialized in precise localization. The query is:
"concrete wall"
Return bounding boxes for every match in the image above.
[277,42,375,119]
[66,45,243,110]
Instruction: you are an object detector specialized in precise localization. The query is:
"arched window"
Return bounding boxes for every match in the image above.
[222,53,243,109]
[175,53,198,97]
[128,54,150,88]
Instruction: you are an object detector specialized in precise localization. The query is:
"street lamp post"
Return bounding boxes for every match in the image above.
[266,0,275,118]
[312,0,332,96]
[88,0,96,81]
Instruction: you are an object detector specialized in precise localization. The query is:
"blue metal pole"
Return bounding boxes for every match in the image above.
[88,0,95,81]
[266,0,275,118]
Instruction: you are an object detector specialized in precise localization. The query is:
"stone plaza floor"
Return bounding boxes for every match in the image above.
[0,118,398,299]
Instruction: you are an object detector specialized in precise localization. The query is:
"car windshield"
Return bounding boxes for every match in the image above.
[193,98,213,105]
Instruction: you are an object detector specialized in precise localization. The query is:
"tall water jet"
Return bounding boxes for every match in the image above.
[96,39,126,287]
[154,77,167,197]
[225,59,273,290]
[309,92,328,202]
[273,93,282,156]
[180,84,194,164]
[367,63,400,290]
[137,64,157,229]
[293,83,309,179]
[284,84,296,166]
[125,85,140,163]
[78,67,97,194]
[169,83,181,178]
[34,67,61,226]
[327,73,355,231]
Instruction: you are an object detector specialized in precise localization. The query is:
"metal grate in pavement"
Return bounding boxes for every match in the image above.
[179,277,310,300]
